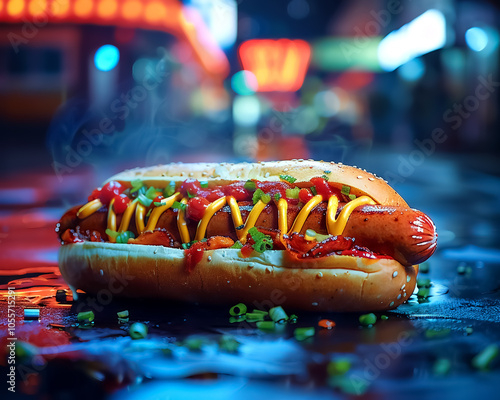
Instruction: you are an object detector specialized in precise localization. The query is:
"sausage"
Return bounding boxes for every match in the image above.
[57,201,437,267]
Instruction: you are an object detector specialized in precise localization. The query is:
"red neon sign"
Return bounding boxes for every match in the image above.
[238,39,311,92]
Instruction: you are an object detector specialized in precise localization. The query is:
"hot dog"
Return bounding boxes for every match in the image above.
[56,160,437,312]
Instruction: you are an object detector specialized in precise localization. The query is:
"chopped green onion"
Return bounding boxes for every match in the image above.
[105,229,119,240]
[294,327,315,341]
[184,337,205,351]
[246,313,266,322]
[274,193,281,201]
[164,181,176,197]
[117,310,129,319]
[251,309,268,315]
[200,181,208,188]
[116,231,134,244]
[260,193,271,204]
[417,278,431,288]
[381,315,389,320]
[417,287,430,298]
[424,329,450,339]
[252,189,265,204]
[253,238,273,253]
[229,303,247,316]
[285,187,300,199]
[310,186,317,196]
[138,193,153,207]
[256,321,275,331]
[327,359,352,376]
[248,227,273,253]
[219,336,240,353]
[77,311,95,323]
[269,306,288,324]
[280,174,297,183]
[359,313,377,326]
[153,202,163,207]
[472,344,499,371]
[145,186,159,200]
[172,201,186,211]
[230,241,243,249]
[187,190,196,199]
[341,185,351,195]
[130,179,144,193]
[248,227,265,241]
[348,194,357,201]
[288,314,298,324]
[229,315,246,323]
[244,180,256,191]
[433,358,451,376]
[321,174,330,181]
[129,322,148,340]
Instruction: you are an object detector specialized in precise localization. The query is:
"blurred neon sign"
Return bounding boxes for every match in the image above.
[238,39,311,92]
[0,0,229,77]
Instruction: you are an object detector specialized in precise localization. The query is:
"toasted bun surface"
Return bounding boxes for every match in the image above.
[59,242,418,312]
[106,161,408,207]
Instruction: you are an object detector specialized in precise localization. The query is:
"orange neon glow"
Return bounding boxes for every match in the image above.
[7,0,25,16]
[0,0,229,78]
[28,0,45,16]
[74,0,92,17]
[145,1,167,23]
[52,0,70,17]
[239,39,311,92]
[97,0,117,19]
[122,0,142,20]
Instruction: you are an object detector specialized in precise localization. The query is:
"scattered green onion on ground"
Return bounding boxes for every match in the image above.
[471,344,499,371]
[359,313,377,327]
[327,359,352,376]
[218,336,240,353]
[424,329,451,339]
[269,306,288,324]
[256,321,276,331]
[129,322,148,340]
[77,311,95,324]
[433,358,451,376]
[381,315,389,320]
[117,310,129,319]
[419,262,430,273]
[229,303,247,316]
[294,327,315,341]
[183,337,205,351]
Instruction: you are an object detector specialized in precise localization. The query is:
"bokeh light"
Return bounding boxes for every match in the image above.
[465,27,489,52]
[94,44,120,72]
[231,71,258,96]
[398,58,426,82]
[233,95,260,126]
[313,90,340,117]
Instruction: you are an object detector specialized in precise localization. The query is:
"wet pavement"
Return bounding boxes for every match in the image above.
[1,152,499,399]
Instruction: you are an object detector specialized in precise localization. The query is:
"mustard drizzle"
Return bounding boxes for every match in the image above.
[78,183,377,244]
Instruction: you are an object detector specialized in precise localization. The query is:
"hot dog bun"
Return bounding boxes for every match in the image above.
[59,160,426,312]
[59,242,418,312]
